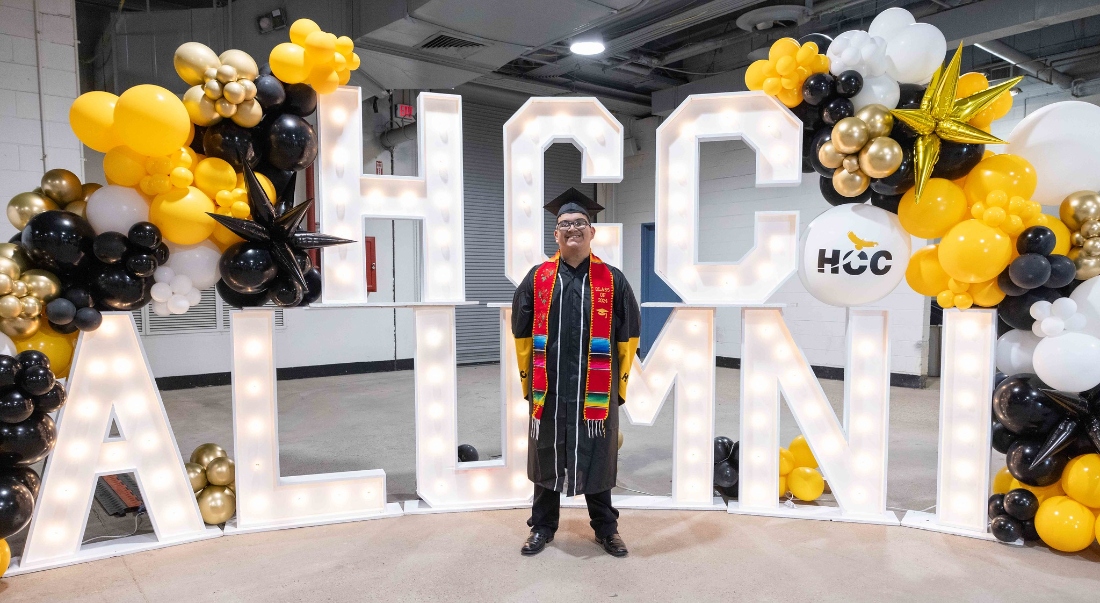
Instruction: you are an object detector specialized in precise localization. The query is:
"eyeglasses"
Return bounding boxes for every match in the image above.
[556,219,591,231]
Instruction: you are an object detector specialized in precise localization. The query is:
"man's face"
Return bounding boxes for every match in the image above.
[554,212,595,254]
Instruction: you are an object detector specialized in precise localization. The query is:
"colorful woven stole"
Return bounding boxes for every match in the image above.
[531,252,614,438]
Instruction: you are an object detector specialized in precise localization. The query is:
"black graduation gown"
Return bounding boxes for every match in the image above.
[512,256,641,496]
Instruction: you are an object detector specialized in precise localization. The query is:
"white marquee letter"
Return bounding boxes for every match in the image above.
[655,92,801,304]
[14,314,218,574]
[225,310,402,533]
[730,308,897,525]
[317,88,465,303]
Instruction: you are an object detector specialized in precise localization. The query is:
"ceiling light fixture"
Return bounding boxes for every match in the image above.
[570,36,605,56]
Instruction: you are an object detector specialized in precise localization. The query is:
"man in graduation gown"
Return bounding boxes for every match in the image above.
[511,188,640,557]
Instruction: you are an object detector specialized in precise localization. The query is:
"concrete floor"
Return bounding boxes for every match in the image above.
[3,365,1099,601]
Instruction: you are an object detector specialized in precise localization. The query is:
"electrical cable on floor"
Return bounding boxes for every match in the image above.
[82,511,145,545]
[615,482,671,497]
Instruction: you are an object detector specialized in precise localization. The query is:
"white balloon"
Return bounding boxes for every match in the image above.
[1030,300,1052,320]
[828,30,887,77]
[850,74,901,111]
[167,294,190,314]
[1041,317,1064,337]
[170,275,193,295]
[1070,276,1100,338]
[1033,332,1100,392]
[185,287,202,306]
[152,301,171,316]
[85,186,150,235]
[150,282,173,303]
[1005,101,1100,206]
[868,7,915,39]
[1066,313,1088,332]
[996,329,1040,375]
[798,204,911,306]
[1051,297,1077,319]
[153,266,175,284]
[1032,319,1045,338]
[884,23,946,84]
[0,332,16,357]
[164,241,222,290]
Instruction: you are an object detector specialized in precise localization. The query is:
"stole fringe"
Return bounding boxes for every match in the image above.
[530,418,540,440]
[586,419,606,439]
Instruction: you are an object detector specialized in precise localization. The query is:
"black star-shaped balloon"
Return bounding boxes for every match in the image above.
[1030,389,1100,469]
[207,163,352,305]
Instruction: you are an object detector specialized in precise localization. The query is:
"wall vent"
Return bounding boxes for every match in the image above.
[419,34,486,51]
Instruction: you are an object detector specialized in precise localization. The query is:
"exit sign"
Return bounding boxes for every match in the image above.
[397,104,414,118]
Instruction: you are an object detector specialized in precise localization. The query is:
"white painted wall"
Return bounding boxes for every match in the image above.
[0,0,82,242]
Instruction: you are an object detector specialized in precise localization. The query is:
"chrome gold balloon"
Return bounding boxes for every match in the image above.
[81,183,102,203]
[842,155,860,173]
[854,104,894,139]
[832,117,870,155]
[1084,237,1100,257]
[0,258,17,281]
[0,295,20,319]
[0,275,11,296]
[617,430,623,450]
[6,192,58,230]
[1081,220,1100,239]
[10,281,26,298]
[190,443,228,468]
[185,462,208,493]
[40,169,82,205]
[0,315,39,338]
[197,485,236,524]
[19,296,41,318]
[858,136,904,179]
[1071,248,1100,280]
[833,167,870,198]
[1061,191,1100,231]
[0,244,29,272]
[205,456,235,487]
[65,200,87,219]
[20,269,61,301]
[818,142,844,170]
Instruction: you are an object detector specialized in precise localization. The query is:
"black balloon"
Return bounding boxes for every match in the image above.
[267,276,303,308]
[998,287,1061,330]
[797,33,832,54]
[0,466,40,499]
[254,74,287,110]
[45,297,76,325]
[302,267,322,305]
[457,443,478,462]
[91,263,153,310]
[997,268,1028,296]
[74,307,102,331]
[820,174,870,206]
[126,253,158,278]
[731,440,739,466]
[21,210,95,273]
[64,287,93,308]
[791,100,824,131]
[34,382,66,413]
[1006,438,1069,487]
[1046,255,1076,289]
[897,84,925,109]
[153,242,170,265]
[802,73,835,106]
[0,475,34,540]
[995,371,1009,387]
[1003,488,1039,521]
[993,375,1065,436]
[92,232,128,264]
[1021,519,1040,541]
[808,128,836,178]
[255,163,296,201]
[0,411,56,466]
[821,97,854,126]
[189,125,206,157]
[216,279,268,309]
[50,320,78,335]
[0,356,16,389]
[992,421,1016,454]
[266,114,318,171]
[0,387,32,423]
[1017,226,1056,255]
[988,493,1005,520]
[1009,254,1051,290]
[870,144,914,196]
[204,120,257,170]
[714,460,738,488]
[17,350,48,369]
[220,242,278,294]
[282,83,318,117]
[870,190,902,214]
[18,365,53,396]
[127,222,162,250]
[714,436,734,463]
[990,514,1023,543]
[930,142,983,180]
[835,70,863,98]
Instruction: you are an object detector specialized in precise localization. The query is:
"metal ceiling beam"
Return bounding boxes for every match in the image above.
[523,0,766,78]
[921,0,1100,46]
[975,40,1076,89]
[472,73,652,115]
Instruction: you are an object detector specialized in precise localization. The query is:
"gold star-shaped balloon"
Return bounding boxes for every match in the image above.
[891,43,1023,202]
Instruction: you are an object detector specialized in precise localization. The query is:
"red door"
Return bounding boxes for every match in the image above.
[364,237,377,292]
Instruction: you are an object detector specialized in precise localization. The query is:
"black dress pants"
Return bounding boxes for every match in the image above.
[528,484,619,539]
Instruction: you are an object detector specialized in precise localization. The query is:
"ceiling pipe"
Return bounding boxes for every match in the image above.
[974,40,1076,89]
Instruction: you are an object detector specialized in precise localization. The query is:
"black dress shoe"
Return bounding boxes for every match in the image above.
[521,531,553,556]
[596,533,628,557]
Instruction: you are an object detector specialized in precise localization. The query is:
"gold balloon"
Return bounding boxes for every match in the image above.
[858,136,904,179]
[854,104,895,138]
[1073,232,1085,247]
[0,316,39,339]
[0,275,11,295]
[617,430,623,450]
[197,485,236,524]
[0,295,19,319]
[65,200,86,218]
[818,142,844,169]
[10,281,25,298]
[833,167,870,198]
[1071,248,1100,280]
[19,296,41,318]
[219,49,259,80]
[222,81,246,104]
[174,42,221,86]
[0,244,29,272]
[190,443,228,468]
[81,183,102,203]
[1084,238,1100,257]
[185,462,208,493]
[831,117,870,154]
[230,99,263,128]
[183,85,221,127]
[205,457,235,486]
[1061,191,1100,231]
[39,169,82,205]
[0,257,18,281]
[842,155,860,173]
[20,269,61,301]
[1082,220,1100,239]
[7,192,58,230]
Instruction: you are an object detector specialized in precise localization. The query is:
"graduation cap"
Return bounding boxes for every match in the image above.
[545,187,604,222]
